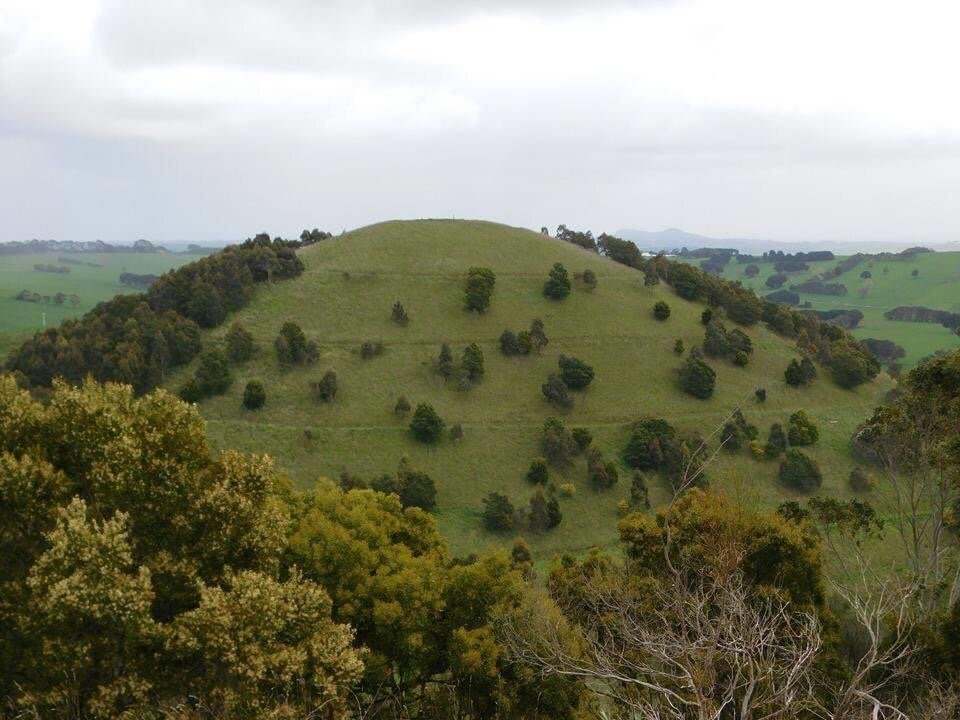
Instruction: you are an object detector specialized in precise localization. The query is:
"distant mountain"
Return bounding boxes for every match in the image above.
[617,228,766,252]
[0,238,170,255]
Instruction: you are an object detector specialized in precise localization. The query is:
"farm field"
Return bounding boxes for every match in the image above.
[0,252,207,358]
[162,220,895,561]
[694,250,960,368]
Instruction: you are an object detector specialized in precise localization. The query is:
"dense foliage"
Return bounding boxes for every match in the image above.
[464,267,496,312]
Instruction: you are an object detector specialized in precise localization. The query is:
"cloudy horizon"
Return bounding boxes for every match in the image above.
[2,0,959,245]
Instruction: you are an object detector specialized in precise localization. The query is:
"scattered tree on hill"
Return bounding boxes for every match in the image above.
[849,466,873,492]
[678,355,716,399]
[571,427,592,452]
[701,308,714,325]
[587,446,619,490]
[597,233,643,267]
[745,264,760,277]
[464,266,496,312]
[912,269,919,277]
[461,343,484,380]
[829,340,881,388]
[765,422,788,458]
[860,270,872,279]
[529,490,562,531]
[275,321,316,366]
[558,354,594,390]
[436,343,454,379]
[653,301,671,320]
[779,449,823,492]
[529,318,549,354]
[314,370,338,402]
[541,417,578,466]
[543,262,571,299]
[629,470,651,509]
[181,348,233,402]
[225,322,256,362]
[542,374,573,409]
[394,456,437,510]
[391,301,409,325]
[785,357,817,386]
[766,272,788,289]
[787,410,819,446]
[582,268,597,290]
[703,320,732,357]
[410,403,444,443]
[242,380,266,410]
[482,492,514,531]
[755,387,767,402]
[674,338,685,354]
[644,269,660,287]
[526,457,549,485]
[556,224,597,251]
[394,395,411,416]
[500,330,521,356]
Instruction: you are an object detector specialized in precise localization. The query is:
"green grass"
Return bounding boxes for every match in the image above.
[705,252,960,368]
[0,252,207,358]
[163,220,895,560]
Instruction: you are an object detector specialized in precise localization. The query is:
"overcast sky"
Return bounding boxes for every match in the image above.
[1,0,958,245]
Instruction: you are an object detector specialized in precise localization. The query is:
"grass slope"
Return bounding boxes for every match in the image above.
[164,220,894,560]
[0,252,207,357]
[706,252,960,368]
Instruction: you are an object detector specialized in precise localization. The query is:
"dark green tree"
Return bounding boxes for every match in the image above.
[395,457,437,511]
[587,446,619,490]
[787,410,819,446]
[558,354,594,390]
[499,330,521,356]
[436,343,454,379]
[765,422,787,458]
[314,371,337,402]
[410,403,444,443]
[391,301,409,325]
[540,417,577,466]
[193,348,233,398]
[543,263,571,299]
[582,269,597,290]
[275,321,309,366]
[674,339,685,354]
[529,318,549,354]
[225,322,256,363]
[755,387,767,402]
[571,427,592,452]
[526,457,549,485]
[653,301,671,320]
[482,492,514,531]
[678,355,716,399]
[542,374,573,409]
[629,470,651,509]
[394,395,411,416]
[779,449,823,493]
[461,343,484,380]
[464,267,496,313]
[242,380,266,410]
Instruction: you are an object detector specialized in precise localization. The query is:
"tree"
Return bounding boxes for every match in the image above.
[745,264,760,277]
[755,387,767,402]
[526,457,549,485]
[465,267,496,312]
[436,343,454,379]
[410,403,444,442]
[678,355,716,399]
[275,321,310,366]
[482,492,514,531]
[394,395,411,416]
[395,456,437,510]
[849,467,873,492]
[571,427,592,452]
[543,263,571,299]
[582,268,597,290]
[779,449,822,492]
[542,374,573,409]
[653,301,671,320]
[912,268,919,277]
[765,422,787,458]
[391,300,409,325]
[192,348,233,398]
[500,330,521,356]
[787,410,819,446]
[623,417,675,470]
[674,338,685,354]
[461,343,484,380]
[528,489,551,531]
[314,370,338,402]
[242,380,266,409]
[829,340,880,389]
[785,357,816,386]
[587,446,619,490]
[629,470,650,509]
[860,270,872,279]
[558,354,594,390]
[701,308,713,325]
[529,318,549,354]
[516,330,534,355]
[540,417,577,466]
[703,320,732,358]
[225,322,256,362]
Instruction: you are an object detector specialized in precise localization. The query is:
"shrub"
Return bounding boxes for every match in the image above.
[516,331,534,355]
[749,440,766,460]
[728,328,753,356]
[456,375,473,392]
[541,374,573,409]
[674,339,685,354]
[529,490,561,531]
[395,456,437,510]
[410,403,444,443]
[779,449,823,493]
[860,270,872,279]
[461,343,484,380]
[360,341,384,360]
[482,492,514,531]
[449,423,464,441]
[765,423,787,458]
[787,410,819,446]
[391,301,409,325]
[785,357,816,386]
[275,321,309,366]
[499,330,521,356]
[225,322,256,363]
[543,262,571,299]
[911,269,919,277]
[745,264,760,277]
[314,371,338,402]
[571,427,592,452]
[558,354,594,390]
[242,380,266,410]
[465,267,496,312]
[558,482,576,497]
[765,273,788,289]
[179,378,202,403]
[701,308,714,325]
[733,350,749,367]
[192,348,233,398]
[644,270,659,287]
[849,467,873,492]
[678,355,716,399]
[436,343,454,379]
[582,268,597,289]
[529,318,549,354]
[587,446,619,490]
[526,457,549,485]
[394,395,411,416]
[623,417,675,470]
[629,470,650,510]
[541,417,577,466]
[653,301,671,320]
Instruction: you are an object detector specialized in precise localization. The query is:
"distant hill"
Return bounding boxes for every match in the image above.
[617,228,766,252]
[160,219,891,560]
[0,238,170,255]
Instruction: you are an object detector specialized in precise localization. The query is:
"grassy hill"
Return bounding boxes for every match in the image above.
[164,220,894,560]
[701,252,960,368]
[0,251,208,357]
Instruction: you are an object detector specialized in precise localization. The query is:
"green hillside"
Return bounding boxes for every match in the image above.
[164,220,894,559]
[703,251,960,368]
[0,251,208,357]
